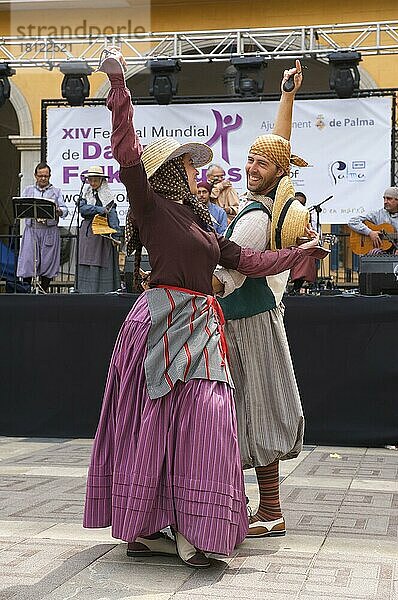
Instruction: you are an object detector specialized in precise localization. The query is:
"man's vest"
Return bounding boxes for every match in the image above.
[219,201,278,320]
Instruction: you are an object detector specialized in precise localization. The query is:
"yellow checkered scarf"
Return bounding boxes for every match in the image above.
[249,134,308,175]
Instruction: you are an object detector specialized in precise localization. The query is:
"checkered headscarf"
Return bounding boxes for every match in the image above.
[125,155,214,257]
[149,155,214,232]
[150,155,193,203]
[249,134,308,175]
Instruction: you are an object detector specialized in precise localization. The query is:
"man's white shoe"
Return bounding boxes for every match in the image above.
[247,516,286,538]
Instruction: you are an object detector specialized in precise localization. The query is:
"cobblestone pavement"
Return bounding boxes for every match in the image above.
[0,438,397,600]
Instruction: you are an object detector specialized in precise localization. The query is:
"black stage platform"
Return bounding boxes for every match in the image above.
[0,293,397,446]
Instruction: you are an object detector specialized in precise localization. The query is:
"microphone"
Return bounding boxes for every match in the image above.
[282,76,295,93]
[282,65,307,93]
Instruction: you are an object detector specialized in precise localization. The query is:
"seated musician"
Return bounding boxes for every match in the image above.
[348,187,398,255]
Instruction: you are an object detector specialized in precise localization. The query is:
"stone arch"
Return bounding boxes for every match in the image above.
[7,83,40,228]
[9,82,34,137]
[358,67,377,89]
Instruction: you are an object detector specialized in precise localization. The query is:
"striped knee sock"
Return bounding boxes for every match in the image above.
[254,460,282,521]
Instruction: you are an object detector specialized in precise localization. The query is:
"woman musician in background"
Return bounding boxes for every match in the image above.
[78,165,121,293]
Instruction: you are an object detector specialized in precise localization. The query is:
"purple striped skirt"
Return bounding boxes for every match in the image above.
[83,293,248,555]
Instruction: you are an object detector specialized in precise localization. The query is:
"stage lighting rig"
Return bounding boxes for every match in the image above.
[0,63,16,108]
[148,59,181,105]
[60,61,93,106]
[328,51,361,99]
[231,56,265,97]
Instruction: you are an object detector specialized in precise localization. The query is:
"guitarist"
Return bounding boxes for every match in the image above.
[348,187,398,255]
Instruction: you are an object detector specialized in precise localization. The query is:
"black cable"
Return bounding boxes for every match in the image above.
[65,177,86,287]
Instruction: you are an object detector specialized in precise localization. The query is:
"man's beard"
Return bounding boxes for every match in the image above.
[247,177,275,196]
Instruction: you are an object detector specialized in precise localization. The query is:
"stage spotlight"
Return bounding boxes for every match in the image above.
[60,61,93,106]
[148,59,181,105]
[328,51,361,99]
[231,56,265,97]
[0,63,16,107]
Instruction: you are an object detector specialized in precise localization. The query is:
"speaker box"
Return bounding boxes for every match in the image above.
[359,272,398,295]
[359,256,398,295]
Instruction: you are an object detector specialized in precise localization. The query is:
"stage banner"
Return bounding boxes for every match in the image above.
[46,96,392,226]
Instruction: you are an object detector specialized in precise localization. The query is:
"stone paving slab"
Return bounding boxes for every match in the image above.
[341,490,398,509]
[283,475,353,489]
[0,519,57,538]
[33,524,115,543]
[320,536,398,559]
[46,588,174,600]
[0,543,115,600]
[58,560,194,595]
[312,447,368,455]
[350,479,398,493]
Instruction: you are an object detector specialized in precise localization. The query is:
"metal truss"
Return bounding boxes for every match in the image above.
[0,20,398,69]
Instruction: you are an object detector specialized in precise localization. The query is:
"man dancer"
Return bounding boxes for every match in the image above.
[215,61,307,537]
[17,162,67,293]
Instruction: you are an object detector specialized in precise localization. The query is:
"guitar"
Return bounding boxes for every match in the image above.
[297,233,337,247]
[321,233,338,246]
[349,221,398,256]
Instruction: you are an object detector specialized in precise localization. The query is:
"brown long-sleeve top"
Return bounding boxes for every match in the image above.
[107,75,318,296]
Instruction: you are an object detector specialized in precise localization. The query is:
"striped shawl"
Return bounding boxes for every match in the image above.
[145,287,233,399]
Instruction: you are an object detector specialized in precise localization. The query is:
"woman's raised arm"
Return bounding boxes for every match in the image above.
[101,52,154,218]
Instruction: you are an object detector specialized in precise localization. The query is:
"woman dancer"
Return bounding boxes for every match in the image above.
[83,51,323,568]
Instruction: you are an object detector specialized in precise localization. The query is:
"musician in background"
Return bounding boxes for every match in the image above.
[348,187,398,255]
[206,163,240,223]
[197,180,228,234]
[78,165,121,293]
[17,162,67,293]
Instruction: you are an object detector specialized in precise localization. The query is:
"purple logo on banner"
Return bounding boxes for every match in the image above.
[206,109,243,164]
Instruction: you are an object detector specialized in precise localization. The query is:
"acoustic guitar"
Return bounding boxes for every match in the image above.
[349,221,398,256]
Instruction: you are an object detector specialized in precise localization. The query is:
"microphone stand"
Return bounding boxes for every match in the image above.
[308,195,333,290]
[308,195,333,234]
[68,177,86,293]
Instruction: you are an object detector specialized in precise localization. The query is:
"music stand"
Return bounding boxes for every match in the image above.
[13,197,57,294]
